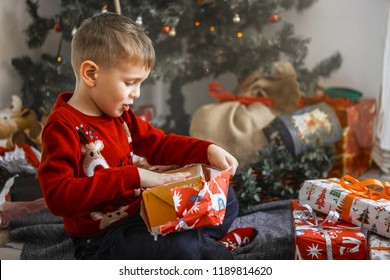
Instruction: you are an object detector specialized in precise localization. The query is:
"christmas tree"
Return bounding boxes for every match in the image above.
[315,188,326,210]
[357,207,370,226]
[13,0,342,135]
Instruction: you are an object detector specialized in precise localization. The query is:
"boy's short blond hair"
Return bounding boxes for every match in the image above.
[71,12,155,77]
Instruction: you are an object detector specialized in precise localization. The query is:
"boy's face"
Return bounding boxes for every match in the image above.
[91,60,150,117]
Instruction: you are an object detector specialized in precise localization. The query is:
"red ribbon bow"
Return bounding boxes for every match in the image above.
[208,82,275,107]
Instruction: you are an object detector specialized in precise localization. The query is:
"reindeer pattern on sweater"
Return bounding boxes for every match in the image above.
[76,122,138,230]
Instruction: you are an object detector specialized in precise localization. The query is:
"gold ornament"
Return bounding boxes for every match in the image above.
[168,28,176,37]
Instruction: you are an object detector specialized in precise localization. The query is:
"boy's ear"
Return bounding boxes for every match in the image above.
[80,60,99,87]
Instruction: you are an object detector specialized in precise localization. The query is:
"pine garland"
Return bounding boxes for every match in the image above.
[232,140,335,212]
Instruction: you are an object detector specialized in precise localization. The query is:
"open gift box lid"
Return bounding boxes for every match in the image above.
[140,164,228,236]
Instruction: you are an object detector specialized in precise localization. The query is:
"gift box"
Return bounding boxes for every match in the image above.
[298,96,376,178]
[369,233,390,260]
[292,200,367,260]
[140,164,231,236]
[299,176,390,239]
[331,99,376,178]
[263,102,342,155]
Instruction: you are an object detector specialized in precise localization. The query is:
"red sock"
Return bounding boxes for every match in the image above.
[218,227,257,251]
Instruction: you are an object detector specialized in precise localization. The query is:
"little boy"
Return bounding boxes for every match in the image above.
[38,12,242,259]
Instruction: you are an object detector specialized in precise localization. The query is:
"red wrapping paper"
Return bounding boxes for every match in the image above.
[159,168,231,235]
[292,200,367,260]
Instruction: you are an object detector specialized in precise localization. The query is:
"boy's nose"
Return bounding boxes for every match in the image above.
[130,88,140,99]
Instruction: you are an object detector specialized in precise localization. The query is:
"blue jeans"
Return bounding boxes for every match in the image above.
[72,187,239,260]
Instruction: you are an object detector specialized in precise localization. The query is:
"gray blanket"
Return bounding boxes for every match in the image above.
[9,200,293,260]
[9,209,74,260]
[231,199,293,260]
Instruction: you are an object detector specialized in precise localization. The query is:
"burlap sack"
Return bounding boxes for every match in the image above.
[189,61,301,167]
[190,101,275,167]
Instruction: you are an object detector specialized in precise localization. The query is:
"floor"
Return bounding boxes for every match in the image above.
[0,166,389,260]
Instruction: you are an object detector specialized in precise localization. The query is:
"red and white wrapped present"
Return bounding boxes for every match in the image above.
[141,164,231,236]
[292,200,367,260]
[299,175,390,239]
[368,233,390,260]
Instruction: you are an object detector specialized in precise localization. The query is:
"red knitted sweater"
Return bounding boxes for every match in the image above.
[38,93,211,237]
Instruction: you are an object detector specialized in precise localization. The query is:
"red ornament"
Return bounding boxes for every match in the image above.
[53,23,62,32]
[269,14,279,23]
[161,25,171,34]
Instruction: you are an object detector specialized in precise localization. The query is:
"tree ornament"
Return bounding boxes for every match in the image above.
[53,23,62,32]
[269,13,279,22]
[53,14,62,32]
[136,16,143,26]
[209,25,217,35]
[56,35,63,64]
[168,28,176,37]
[71,27,77,36]
[101,4,108,13]
[161,25,171,34]
[233,13,241,23]
[202,61,210,73]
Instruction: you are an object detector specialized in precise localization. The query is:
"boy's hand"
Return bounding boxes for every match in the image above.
[138,168,192,188]
[207,144,239,176]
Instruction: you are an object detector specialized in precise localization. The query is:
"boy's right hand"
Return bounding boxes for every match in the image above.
[138,168,192,188]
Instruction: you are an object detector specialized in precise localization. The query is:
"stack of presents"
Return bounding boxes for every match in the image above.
[269,87,390,260]
[297,89,377,179]
[292,176,390,260]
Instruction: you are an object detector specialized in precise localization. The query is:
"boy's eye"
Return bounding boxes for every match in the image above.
[125,82,135,86]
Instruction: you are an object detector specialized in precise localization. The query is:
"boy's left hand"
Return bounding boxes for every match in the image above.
[207,144,239,176]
